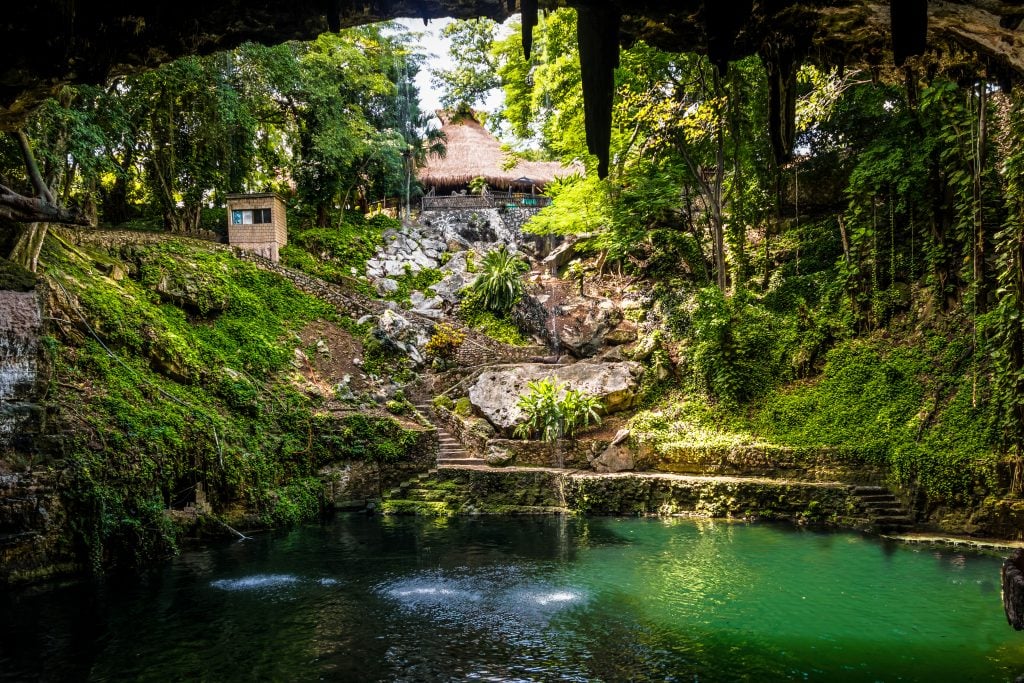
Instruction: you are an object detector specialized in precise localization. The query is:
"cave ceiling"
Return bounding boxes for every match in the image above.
[2,1,1024,172]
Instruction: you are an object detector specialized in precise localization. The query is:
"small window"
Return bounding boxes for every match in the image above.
[232,207,271,224]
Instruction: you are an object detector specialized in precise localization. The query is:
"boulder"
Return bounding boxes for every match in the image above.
[541,240,578,276]
[591,443,634,473]
[429,271,469,305]
[604,320,638,345]
[485,445,514,467]
[558,296,623,358]
[375,278,399,296]
[467,361,641,432]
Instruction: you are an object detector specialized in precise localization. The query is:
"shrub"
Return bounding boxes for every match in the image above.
[469,245,528,314]
[454,397,473,416]
[424,323,466,361]
[513,377,602,443]
[432,395,455,411]
[689,287,790,407]
[385,399,409,415]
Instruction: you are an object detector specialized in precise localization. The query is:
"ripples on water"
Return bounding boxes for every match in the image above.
[0,516,1021,682]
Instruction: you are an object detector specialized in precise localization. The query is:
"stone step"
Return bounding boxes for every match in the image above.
[852,486,887,494]
[860,499,901,509]
[876,521,914,532]
[437,458,487,466]
[870,508,910,518]
[858,493,898,502]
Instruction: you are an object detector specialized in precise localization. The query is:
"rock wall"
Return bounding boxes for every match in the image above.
[0,471,77,585]
[319,427,438,508]
[427,468,860,525]
[0,288,44,449]
[420,208,520,249]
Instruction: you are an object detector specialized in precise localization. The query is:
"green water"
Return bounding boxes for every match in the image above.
[1,516,1020,681]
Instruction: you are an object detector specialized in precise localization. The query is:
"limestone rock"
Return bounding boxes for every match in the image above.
[557,296,623,358]
[592,443,634,473]
[468,361,641,432]
[604,320,638,345]
[485,445,514,467]
[429,271,469,305]
[375,278,398,295]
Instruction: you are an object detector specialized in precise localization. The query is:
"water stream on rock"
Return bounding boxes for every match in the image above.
[1,516,1021,681]
[0,290,42,446]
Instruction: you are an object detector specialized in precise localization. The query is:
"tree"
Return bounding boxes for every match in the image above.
[431,19,502,111]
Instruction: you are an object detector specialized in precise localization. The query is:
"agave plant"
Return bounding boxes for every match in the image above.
[513,377,602,444]
[470,245,528,314]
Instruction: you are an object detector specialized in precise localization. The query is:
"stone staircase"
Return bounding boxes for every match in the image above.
[852,485,915,534]
[380,469,455,516]
[413,403,486,467]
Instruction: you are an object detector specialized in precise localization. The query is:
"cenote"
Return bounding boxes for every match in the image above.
[1,516,1020,682]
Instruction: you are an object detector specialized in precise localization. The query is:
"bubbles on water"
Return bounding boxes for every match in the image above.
[209,574,342,591]
[378,566,587,629]
[211,574,299,591]
[534,590,581,606]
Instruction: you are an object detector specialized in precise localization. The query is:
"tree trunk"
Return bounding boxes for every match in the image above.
[8,222,49,272]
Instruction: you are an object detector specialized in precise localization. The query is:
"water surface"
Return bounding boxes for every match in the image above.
[1,516,1020,681]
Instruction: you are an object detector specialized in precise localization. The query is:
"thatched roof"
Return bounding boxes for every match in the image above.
[417,111,580,191]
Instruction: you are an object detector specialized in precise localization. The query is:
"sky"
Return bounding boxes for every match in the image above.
[394,16,509,117]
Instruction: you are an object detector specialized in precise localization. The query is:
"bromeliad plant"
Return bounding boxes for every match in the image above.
[469,245,529,314]
[513,377,602,443]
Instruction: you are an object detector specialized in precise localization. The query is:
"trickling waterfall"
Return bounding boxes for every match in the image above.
[0,289,42,445]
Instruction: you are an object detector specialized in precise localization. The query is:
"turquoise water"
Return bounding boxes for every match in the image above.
[1,516,1021,681]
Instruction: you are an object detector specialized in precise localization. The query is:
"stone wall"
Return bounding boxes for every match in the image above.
[0,288,44,450]
[0,470,77,585]
[428,467,861,525]
[319,427,437,508]
[648,443,889,484]
[420,208,518,248]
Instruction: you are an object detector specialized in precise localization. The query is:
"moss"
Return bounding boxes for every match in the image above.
[39,236,356,572]
[380,499,452,516]
[389,265,443,305]
[0,257,38,291]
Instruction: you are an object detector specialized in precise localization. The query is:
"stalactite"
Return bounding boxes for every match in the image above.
[703,0,753,75]
[576,3,619,179]
[521,0,538,59]
[890,0,928,68]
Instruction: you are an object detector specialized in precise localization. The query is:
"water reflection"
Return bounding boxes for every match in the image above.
[0,516,1019,683]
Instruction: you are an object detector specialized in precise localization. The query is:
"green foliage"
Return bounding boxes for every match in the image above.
[424,323,466,361]
[336,413,420,464]
[753,339,999,505]
[457,287,530,346]
[468,245,528,314]
[385,399,410,415]
[454,397,473,416]
[264,477,323,526]
[391,266,443,304]
[430,19,501,110]
[689,288,792,406]
[431,395,455,411]
[43,239,341,571]
[468,176,489,195]
[282,213,396,287]
[513,378,602,443]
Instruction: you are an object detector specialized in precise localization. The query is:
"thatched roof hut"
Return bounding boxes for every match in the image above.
[417,111,579,194]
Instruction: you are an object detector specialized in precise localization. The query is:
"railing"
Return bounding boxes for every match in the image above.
[421,190,552,212]
[421,194,493,211]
